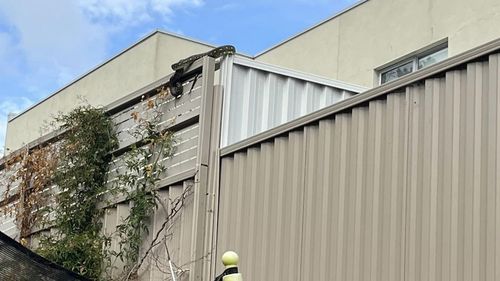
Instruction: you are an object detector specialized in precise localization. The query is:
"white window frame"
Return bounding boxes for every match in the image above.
[378,41,448,85]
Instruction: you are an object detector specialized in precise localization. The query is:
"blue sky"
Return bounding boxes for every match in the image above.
[0,0,358,151]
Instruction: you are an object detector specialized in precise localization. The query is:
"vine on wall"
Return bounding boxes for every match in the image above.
[37,106,118,280]
[0,145,57,241]
[15,146,57,239]
[115,91,176,279]
[0,91,183,280]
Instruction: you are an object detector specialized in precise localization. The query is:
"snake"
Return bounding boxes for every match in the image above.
[169,45,236,98]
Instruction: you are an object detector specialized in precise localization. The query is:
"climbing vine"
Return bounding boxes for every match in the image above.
[114,90,176,279]
[0,90,182,280]
[0,145,57,241]
[14,146,57,239]
[36,106,118,280]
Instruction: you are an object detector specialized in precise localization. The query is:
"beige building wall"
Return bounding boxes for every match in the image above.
[4,31,213,152]
[256,0,500,88]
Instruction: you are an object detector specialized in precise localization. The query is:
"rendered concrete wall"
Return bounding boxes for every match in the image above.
[256,0,500,88]
[4,31,212,152]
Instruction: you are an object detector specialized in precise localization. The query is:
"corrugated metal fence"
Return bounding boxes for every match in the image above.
[220,56,363,146]
[216,44,500,281]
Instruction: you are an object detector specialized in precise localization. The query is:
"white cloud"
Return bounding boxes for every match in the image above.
[0,0,110,154]
[291,0,357,4]
[0,0,206,95]
[0,98,33,118]
[78,0,204,28]
[0,0,206,88]
[214,3,241,12]
[78,0,151,27]
[150,0,203,16]
[0,1,109,87]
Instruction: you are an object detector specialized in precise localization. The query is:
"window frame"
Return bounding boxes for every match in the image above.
[378,41,448,85]
[379,59,416,85]
[417,46,448,70]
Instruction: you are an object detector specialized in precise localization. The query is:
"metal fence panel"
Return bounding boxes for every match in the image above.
[218,132,305,281]
[217,92,408,280]
[217,47,500,281]
[220,57,363,147]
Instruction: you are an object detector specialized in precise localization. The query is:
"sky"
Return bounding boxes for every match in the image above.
[0,0,358,152]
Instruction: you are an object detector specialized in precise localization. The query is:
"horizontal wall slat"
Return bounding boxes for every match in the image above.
[0,75,203,242]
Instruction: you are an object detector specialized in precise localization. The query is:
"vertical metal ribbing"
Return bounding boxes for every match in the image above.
[215,51,500,281]
[190,56,215,281]
[214,48,500,281]
[207,85,224,281]
[491,53,500,281]
[219,59,361,147]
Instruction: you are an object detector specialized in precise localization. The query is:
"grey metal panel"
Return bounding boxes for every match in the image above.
[217,132,305,281]
[189,56,216,281]
[217,91,408,280]
[217,52,500,281]
[221,59,360,147]
[403,59,497,281]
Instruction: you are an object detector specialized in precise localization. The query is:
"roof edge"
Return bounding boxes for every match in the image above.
[254,0,369,58]
[9,30,216,123]
[156,29,255,58]
[156,29,216,49]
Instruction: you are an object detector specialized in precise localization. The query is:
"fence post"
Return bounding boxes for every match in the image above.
[214,251,242,281]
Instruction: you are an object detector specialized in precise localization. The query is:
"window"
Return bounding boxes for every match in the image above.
[417,47,448,69]
[380,61,414,84]
[379,44,448,84]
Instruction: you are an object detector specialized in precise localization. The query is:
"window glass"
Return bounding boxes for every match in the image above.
[418,47,448,69]
[380,61,414,84]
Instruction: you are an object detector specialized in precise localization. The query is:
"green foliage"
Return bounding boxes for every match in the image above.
[115,95,176,275]
[5,96,177,280]
[37,231,110,279]
[37,106,118,280]
[52,106,117,234]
